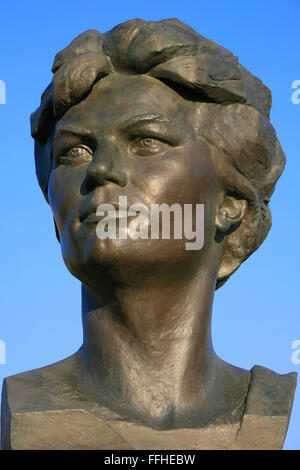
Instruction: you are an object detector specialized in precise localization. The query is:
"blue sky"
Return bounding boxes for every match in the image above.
[0,0,299,449]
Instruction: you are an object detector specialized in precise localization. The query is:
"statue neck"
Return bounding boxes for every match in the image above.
[79,254,229,428]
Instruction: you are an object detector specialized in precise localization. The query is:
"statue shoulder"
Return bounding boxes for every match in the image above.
[246,365,297,417]
[1,353,84,415]
[236,365,297,449]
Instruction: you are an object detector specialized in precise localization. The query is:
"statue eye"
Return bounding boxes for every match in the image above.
[131,137,168,157]
[65,145,93,160]
[58,145,93,165]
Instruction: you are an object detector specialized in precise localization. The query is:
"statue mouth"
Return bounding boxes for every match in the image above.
[83,208,130,224]
[80,201,120,223]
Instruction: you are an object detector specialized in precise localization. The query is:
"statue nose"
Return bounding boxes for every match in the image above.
[85,138,127,190]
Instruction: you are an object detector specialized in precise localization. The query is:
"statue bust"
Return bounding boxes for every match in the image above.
[1,18,297,450]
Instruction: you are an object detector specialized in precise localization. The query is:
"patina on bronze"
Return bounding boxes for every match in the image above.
[1,19,297,450]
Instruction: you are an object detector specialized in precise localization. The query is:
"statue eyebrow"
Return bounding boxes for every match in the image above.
[54,115,176,140]
[117,113,176,131]
[54,126,95,140]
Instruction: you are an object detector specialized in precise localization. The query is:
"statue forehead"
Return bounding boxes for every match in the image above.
[56,73,196,134]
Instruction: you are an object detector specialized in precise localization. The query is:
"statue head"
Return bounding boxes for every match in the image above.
[30,18,285,289]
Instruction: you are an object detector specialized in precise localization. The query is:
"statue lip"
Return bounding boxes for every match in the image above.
[80,194,149,224]
[80,199,144,224]
[80,201,121,223]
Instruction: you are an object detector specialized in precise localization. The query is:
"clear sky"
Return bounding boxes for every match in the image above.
[0,0,299,449]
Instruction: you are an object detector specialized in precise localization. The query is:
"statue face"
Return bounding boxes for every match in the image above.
[48,73,221,284]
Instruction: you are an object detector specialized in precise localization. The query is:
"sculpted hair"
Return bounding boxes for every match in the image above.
[30,18,286,288]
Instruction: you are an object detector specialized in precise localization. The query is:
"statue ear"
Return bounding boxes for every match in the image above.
[53,217,60,243]
[215,196,247,233]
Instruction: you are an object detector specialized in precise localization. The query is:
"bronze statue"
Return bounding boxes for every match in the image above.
[1,18,297,450]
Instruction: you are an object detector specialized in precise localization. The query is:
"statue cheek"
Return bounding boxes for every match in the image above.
[47,172,73,233]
